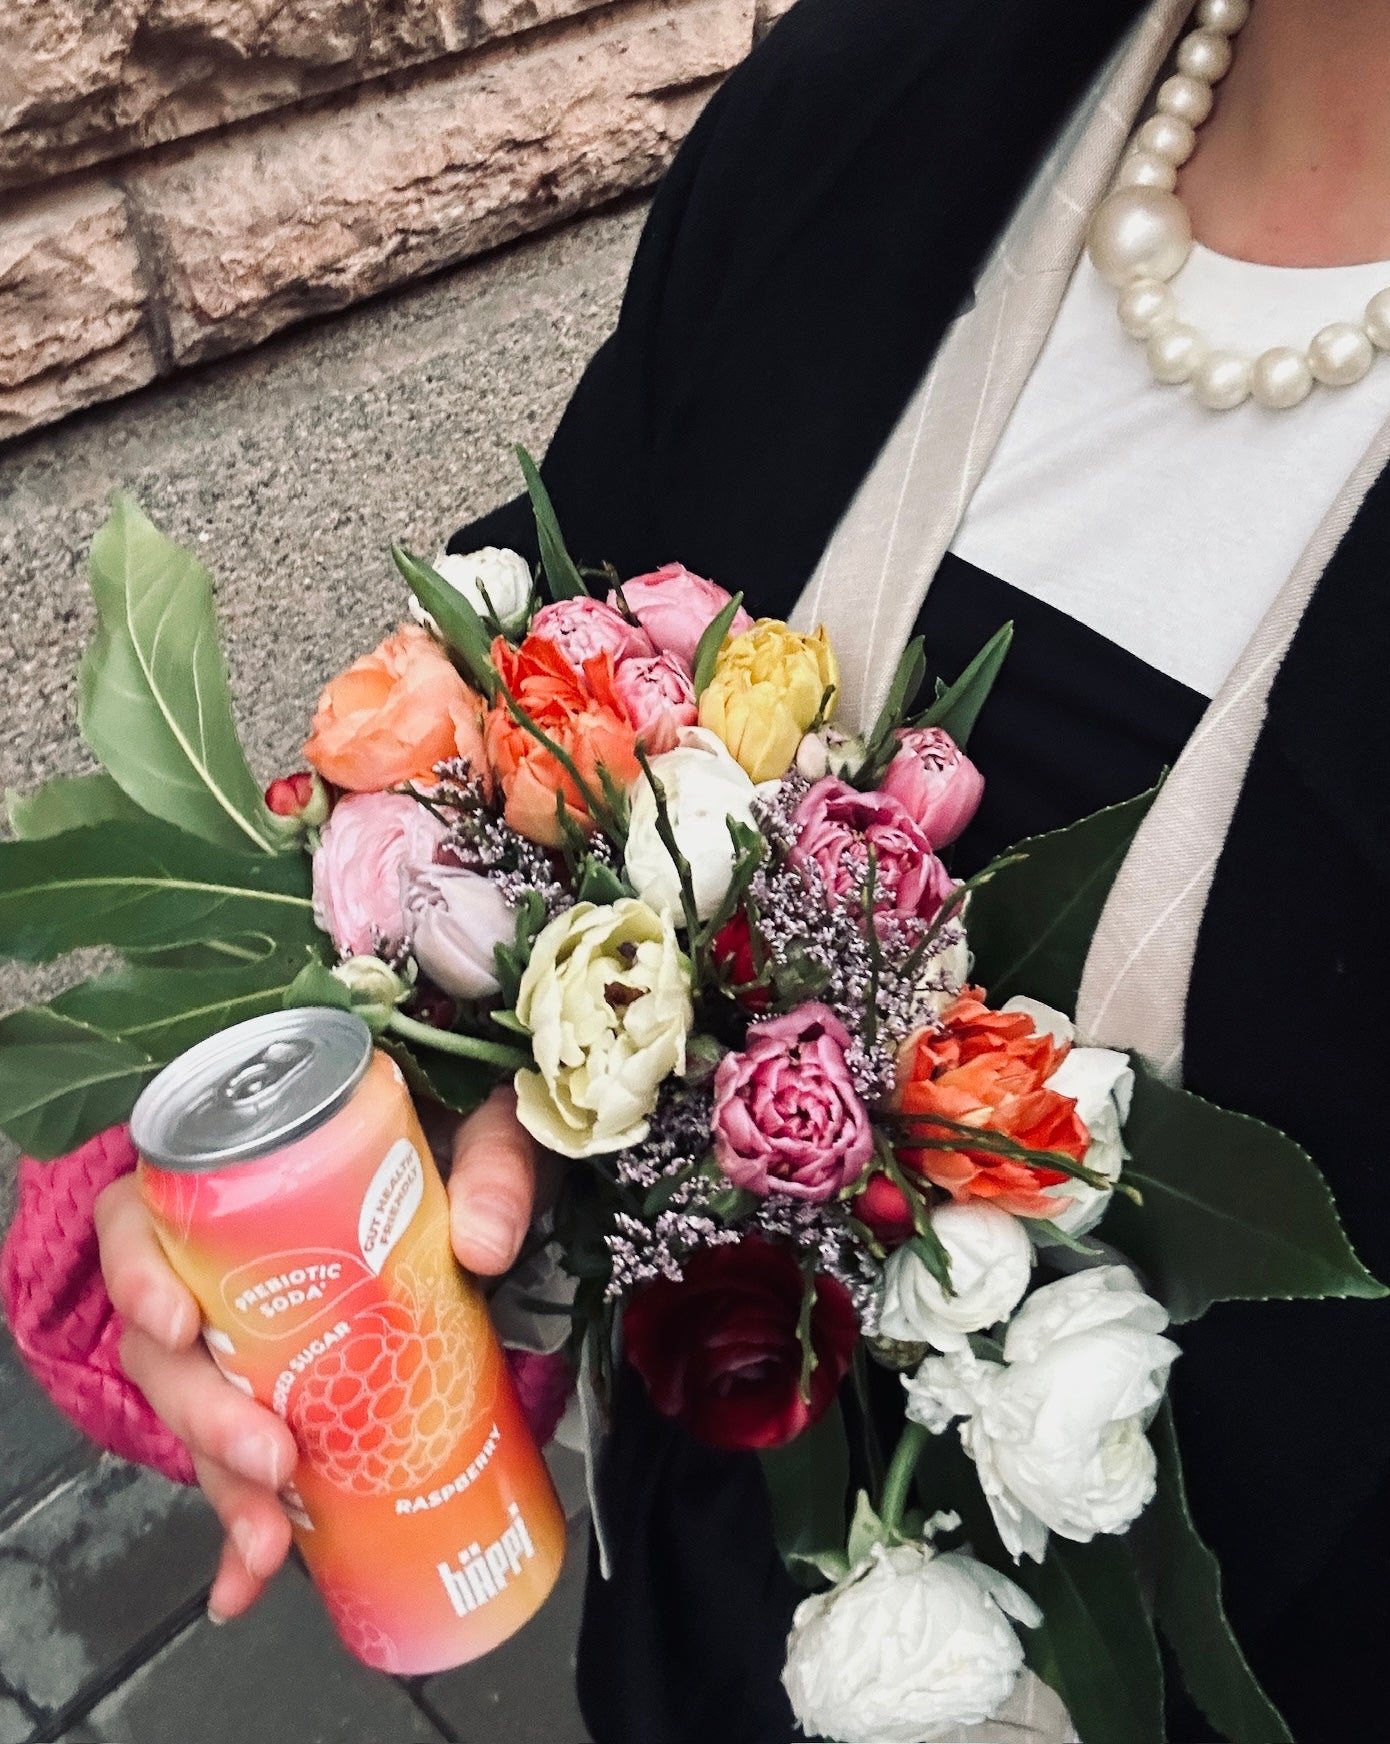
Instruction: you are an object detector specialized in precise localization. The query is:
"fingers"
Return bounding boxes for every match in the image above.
[119,1325,297,1491]
[196,1454,294,1622]
[95,1173,201,1351]
[448,1086,538,1275]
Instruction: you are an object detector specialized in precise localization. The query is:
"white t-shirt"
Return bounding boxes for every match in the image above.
[952,245,1390,697]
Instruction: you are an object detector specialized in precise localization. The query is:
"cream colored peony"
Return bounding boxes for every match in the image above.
[513,899,693,1157]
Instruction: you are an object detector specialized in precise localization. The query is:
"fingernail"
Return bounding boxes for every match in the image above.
[231,1519,266,1578]
[227,1432,286,1489]
[164,1299,197,1345]
[461,1199,522,1270]
[206,1605,228,1627]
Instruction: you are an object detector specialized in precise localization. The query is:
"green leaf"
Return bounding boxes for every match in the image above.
[0,1007,155,1158]
[0,820,316,963]
[575,857,630,907]
[966,786,1159,1012]
[691,591,747,696]
[845,1489,890,1565]
[5,771,150,840]
[126,935,284,968]
[391,546,499,699]
[516,446,587,601]
[917,622,1013,749]
[79,495,282,854]
[282,958,353,1012]
[1133,1405,1293,1743]
[52,954,313,1067]
[1019,1536,1165,1744]
[1105,1065,1386,1322]
[758,1401,850,1587]
[381,1039,490,1119]
[862,638,929,779]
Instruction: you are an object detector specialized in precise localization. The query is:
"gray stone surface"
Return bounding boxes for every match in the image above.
[0,1332,88,1523]
[0,1689,33,1744]
[0,1456,221,1720]
[82,1562,445,1743]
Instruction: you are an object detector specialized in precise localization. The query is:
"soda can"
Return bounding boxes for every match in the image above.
[132,1007,567,1674]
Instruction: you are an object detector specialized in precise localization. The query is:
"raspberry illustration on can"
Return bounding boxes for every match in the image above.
[133,1009,566,1674]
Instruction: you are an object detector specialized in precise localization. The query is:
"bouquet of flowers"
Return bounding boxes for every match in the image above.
[1,457,1383,1744]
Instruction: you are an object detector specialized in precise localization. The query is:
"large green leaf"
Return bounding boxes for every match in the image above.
[5,771,150,840]
[1104,1066,1385,1322]
[966,787,1158,1012]
[1020,1536,1165,1744]
[0,820,315,963]
[759,1401,851,1585]
[1133,1405,1292,1744]
[79,495,283,854]
[381,1039,491,1120]
[0,1007,155,1158]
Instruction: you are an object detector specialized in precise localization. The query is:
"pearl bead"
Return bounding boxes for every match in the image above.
[1198,0,1250,34]
[1115,150,1177,192]
[1137,113,1196,168]
[1193,350,1252,411]
[1251,347,1314,410]
[1365,288,1390,351]
[1086,188,1193,287]
[1178,29,1234,84]
[1158,74,1214,127]
[1117,278,1176,339]
[1147,324,1208,385]
[1308,321,1375,387]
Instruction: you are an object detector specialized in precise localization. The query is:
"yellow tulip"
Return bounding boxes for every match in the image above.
[698,620,840,782]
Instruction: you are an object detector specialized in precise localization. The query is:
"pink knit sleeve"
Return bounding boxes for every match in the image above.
[1,1127,196,1483]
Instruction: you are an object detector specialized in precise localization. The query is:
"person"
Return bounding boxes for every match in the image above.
[57,0,1390,1738]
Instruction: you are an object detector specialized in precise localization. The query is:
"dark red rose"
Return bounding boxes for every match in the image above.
[851,1172,918,1249]
[624,1237,859,1450]
[711,912,771,1011]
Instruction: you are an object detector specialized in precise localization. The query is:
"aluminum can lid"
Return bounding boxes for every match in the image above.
[131,1007,374,1172]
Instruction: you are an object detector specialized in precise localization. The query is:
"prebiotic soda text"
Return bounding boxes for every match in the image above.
[132,1009,565,1674]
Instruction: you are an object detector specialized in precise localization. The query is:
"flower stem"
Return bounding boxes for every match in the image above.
[879,1420,930,1539]
[386,1011,531,1072]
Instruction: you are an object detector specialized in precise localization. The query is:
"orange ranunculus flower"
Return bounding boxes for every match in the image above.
[304,623,490,793]
[893,989,1089,1219]
[484,632,641,846]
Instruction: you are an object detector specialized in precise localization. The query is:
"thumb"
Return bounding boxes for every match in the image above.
[447,1087,538,1276]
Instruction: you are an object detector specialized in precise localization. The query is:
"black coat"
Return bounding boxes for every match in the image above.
[452,4,1390,1738]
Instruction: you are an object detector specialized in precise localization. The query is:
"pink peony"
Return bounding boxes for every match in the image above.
[713,1003,874,1201]
[613,652,700,754]
[531,596,654,672]
[790,777,956,925]
[879,726,985,849]
[312,791,448,957]
[611,564,754,671]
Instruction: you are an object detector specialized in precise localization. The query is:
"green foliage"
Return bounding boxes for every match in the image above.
[380,1039,490,1120]
[516,445,587,601]
[391,546,499,699]
[78,495,284,855]
[691,591,747,696]
[860,638,929,783]
[493,889,551,1011]
[5,771,149,840]
[0,1007,155,1159]
[1105,1065,1386,1322]
[758,1402,851,1587]
[916,621,1013,749]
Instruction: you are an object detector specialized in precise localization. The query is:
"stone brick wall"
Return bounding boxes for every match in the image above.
[0,0,797,441]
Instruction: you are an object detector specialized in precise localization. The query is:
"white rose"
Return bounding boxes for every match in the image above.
[904,1266,1179,1562]
[1001,997,1134,1236]
[879,1203,1033,1352]
[409,546,533,636]
[513,899,692,1157]
[624,727,758,924]
[782,1540,1041,1743]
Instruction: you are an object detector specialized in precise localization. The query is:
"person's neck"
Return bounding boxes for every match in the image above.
[1179,0,1390,266]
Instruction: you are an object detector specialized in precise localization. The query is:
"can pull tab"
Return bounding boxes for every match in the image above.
[221,1039,315,1110]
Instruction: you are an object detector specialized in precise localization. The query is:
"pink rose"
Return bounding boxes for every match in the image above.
[879,726,985,849]
[611,564,754,671]
[613,652,699,754]
[713,1003,874,1201]
[312,791,448,957]
[401,865,515,999]
[531,597,654,672]
[790,777,956,925]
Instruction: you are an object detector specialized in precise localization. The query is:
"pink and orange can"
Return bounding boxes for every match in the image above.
[131,1008,566,1674]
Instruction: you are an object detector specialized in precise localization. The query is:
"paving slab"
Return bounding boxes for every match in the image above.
[423,1515,591,1744]
[0,1690,33,1744]
[81,1563,444,1744]
[0,1333,87,1523]
[0,1457,219,1721]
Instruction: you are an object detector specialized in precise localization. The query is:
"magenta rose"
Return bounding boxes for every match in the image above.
[312,791,448,957]
[713,1003,874,1201]
[790,777,956,925]
[613,651,700,754]
[611,564,754,671]
[879,726,985,849]
[531,597,655,672]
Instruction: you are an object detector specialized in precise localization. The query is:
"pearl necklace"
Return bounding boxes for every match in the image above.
[1086,0,1390,410]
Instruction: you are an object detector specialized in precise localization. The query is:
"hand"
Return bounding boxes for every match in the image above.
[96,1086,538,1621]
